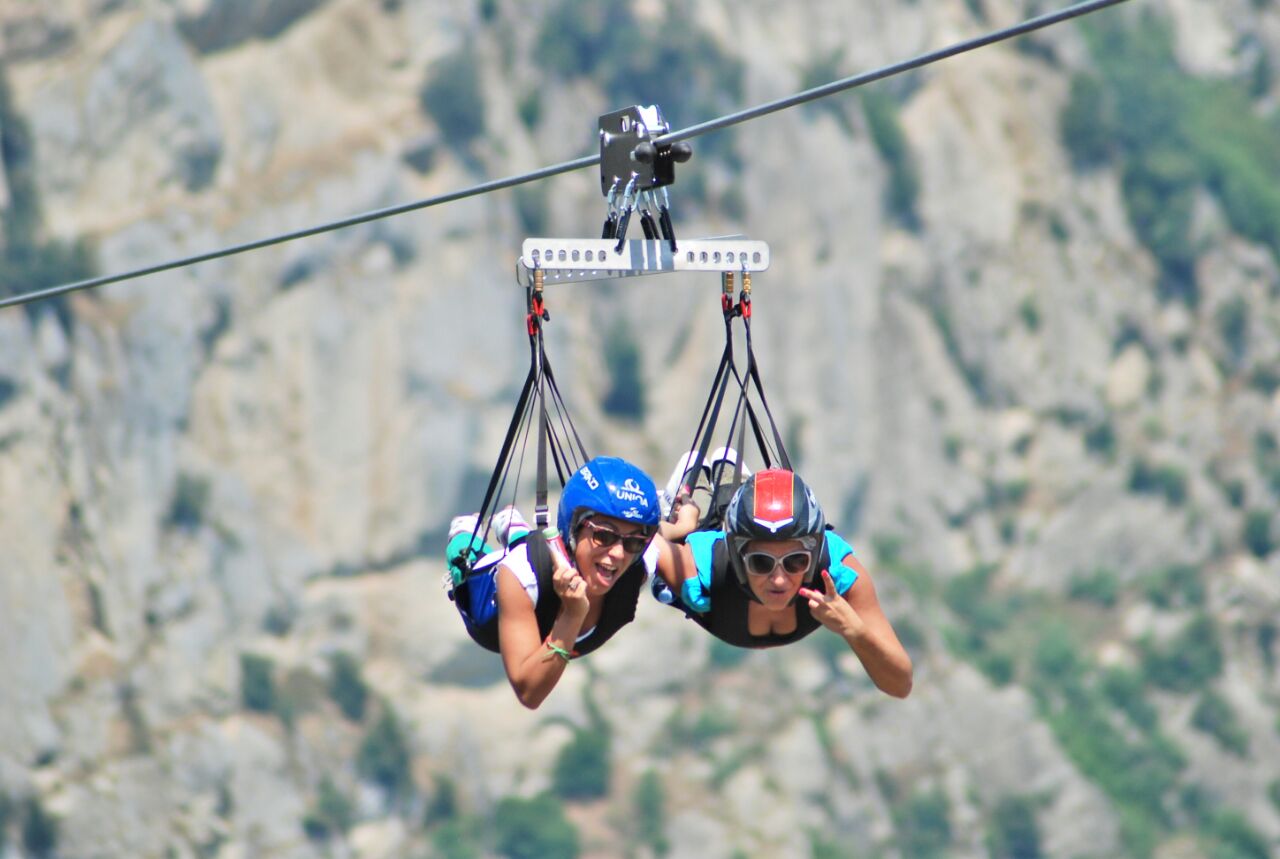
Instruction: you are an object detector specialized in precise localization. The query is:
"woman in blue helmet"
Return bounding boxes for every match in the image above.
[656,468,913,698]
[447,456,695,709]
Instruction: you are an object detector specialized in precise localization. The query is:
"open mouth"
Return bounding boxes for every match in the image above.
[593,563,619,588]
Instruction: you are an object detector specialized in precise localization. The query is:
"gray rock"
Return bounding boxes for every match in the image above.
[86,19,222,191]
[1,9,76,62]
[24,17,222,214]
[2,1,1279,855]
[176,0,330,54]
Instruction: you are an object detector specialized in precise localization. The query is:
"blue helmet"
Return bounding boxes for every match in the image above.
[557,456,660,548]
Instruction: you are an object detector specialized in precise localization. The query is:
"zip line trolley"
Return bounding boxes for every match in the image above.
[450,104,794,599]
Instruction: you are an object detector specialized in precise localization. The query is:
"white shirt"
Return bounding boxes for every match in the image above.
[477,540,660,642]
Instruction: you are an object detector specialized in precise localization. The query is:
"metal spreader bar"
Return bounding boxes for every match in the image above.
[516,238,770,287]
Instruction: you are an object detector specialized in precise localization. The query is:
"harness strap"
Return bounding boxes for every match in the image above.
[741,307,792,470]
[465,278,587,573]
[675,278,794,528]
[668,303,737,522]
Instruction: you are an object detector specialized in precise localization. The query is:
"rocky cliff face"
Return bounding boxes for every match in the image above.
[1,1,1279,858]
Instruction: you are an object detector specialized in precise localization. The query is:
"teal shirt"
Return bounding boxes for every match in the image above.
[680,530,858,613]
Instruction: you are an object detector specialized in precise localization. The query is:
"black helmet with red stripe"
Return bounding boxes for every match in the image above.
[724,468,826,586]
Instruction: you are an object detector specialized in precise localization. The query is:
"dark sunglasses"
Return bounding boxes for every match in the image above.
[742,550,812,576]
[579,520,652,554]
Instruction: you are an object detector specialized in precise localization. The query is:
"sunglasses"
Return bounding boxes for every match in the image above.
[579,520,652,554]
[742,550,812,576]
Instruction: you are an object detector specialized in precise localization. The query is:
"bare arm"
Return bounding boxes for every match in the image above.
[495,561,588,710]
[799,557,914,698]
[651,534,696,592]
[657,496,701,542]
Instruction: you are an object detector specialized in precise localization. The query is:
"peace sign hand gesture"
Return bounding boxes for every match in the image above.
[798,569,865,640]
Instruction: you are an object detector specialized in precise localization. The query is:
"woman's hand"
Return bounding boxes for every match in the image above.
[551,556,589,619]
[658,493,701,542]
[798,570,866,640]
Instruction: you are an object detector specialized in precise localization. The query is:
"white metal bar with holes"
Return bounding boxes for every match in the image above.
[516,238,770,286]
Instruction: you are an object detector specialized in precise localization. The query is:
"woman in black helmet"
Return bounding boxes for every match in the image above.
[655,468,913,698]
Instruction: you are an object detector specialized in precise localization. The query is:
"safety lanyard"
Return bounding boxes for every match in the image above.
[671,273,792,522]
[462,274,587,573]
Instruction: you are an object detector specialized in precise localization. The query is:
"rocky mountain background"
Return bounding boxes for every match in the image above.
[1,0,1279,857]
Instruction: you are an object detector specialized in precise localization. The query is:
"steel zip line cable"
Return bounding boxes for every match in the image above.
[0,0,1131,312]
[659,0,1131,144]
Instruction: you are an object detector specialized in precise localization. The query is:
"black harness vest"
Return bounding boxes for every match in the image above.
[463,531,646,657]
[676,539,831,649]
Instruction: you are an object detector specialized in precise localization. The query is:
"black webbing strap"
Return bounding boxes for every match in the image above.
[462,316,541,568]
[672,285,794,524]
[730,394,749,495]
[541,339,589,465]
[722,353,776,471]
[535,385,550,529]
[465,281,587,557]
[667,306,737,522]
[531,288,553,530]
[741,308,792,470]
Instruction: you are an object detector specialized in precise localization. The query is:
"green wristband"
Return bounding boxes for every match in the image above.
[543,640,572,663]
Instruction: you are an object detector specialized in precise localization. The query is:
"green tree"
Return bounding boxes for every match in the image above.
[893,789,952,858]
[1084,420,1117,460]
[357,705,413,798]
[1216,296,1250,368]
[0,377,18,410]
[1206,810,1270,859]
[492,793,579,859]
[328,652,368,722]
[0,792,10,850]
[165,473,211,531]
[1121,151,1199,303]
[1032,623,1082,684]
[21,798,57,859]
[1040,678,1185,848]
[1140,615,1223,692]
[424,774,459,828]
[302,777,354,840]
[601,320,645,422]
[1060,75,1115,168]
[239,653,275,713]
[0,70,95,322]
[862,89,921,230]
[1100,668,1158,732]
[552,725,610,800]
[1142,564,1205,610]
[434,818,483,859]
[535,0,740,132]
[987,796,1043,859]
[1243,510,1273,558]
[634,770,669,857]
[1191,691,1250,756]
[1067,568,1120,607]
[1128,459,1188,505]
[1071,14,1280,300]
[419,47,485,149]
[708,638,749,669]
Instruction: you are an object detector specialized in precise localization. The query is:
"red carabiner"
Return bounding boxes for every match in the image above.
[527,294,546,335]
